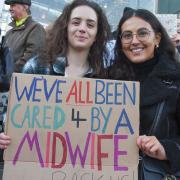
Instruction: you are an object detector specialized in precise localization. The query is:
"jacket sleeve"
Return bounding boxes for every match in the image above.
[22,57,37,74]
[160,88,180,173]
[14,24,46,72]
[22,56,51,75]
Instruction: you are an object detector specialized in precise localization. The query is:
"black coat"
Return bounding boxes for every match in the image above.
[139,54,180,175]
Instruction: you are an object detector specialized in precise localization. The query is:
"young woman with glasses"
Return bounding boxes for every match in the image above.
[108,7,180,179]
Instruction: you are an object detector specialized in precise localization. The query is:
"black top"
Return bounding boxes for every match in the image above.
[131,57,158,83]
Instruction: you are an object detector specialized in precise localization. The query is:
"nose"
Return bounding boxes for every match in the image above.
[131,34,140,44]
[78,22,86,33]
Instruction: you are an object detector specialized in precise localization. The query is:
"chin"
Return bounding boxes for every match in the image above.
[75,46,88,51]
[129,57,148,63]
[11,16,17,20]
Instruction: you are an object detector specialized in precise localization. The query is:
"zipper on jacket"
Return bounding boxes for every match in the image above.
[148,100,166,135]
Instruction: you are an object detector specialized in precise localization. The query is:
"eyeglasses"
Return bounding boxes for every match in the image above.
[120,28,151,44]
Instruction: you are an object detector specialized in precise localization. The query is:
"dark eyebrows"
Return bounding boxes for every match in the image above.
[71,17,81,21]
[137,27,151,32]
[121,30,132,34]
[122,27,151,33]
[71,17,96,24]
[87,19,96,23]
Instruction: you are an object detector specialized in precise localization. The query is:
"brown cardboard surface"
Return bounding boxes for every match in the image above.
[3,73,139,180]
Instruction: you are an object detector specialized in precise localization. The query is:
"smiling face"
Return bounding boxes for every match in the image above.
[121,16,161,63]
[67,5,98,51]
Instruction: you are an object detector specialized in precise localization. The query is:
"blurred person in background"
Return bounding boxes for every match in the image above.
[3,0,46,72]
[171,12,180,62]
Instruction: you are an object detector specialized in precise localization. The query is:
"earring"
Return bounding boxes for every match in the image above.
[156,44,159,48]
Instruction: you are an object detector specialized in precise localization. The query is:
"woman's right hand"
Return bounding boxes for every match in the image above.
[0,133,11,149]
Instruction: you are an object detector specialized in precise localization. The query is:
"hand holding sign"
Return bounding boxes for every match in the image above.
[137,135,167,160]
[0,133,11,149]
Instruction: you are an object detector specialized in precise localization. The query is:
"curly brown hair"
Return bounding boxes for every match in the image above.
[46,0,110,76]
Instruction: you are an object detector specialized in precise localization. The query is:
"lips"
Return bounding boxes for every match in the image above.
[76,35,88,41]
[130,47,144,54]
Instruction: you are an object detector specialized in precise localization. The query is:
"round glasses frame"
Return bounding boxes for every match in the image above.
[120,30,151,44]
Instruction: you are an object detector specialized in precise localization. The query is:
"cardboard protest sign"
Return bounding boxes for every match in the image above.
[156,14,177,37]
[3,73,139,180]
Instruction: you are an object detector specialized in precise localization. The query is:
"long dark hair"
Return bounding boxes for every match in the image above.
[109,7,176,80]
[45,0,110,76]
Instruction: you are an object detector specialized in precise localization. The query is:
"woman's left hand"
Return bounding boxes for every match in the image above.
[137,135,167,160]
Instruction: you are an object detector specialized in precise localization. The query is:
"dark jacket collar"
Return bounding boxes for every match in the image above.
[149,54,180,79]
[9,16,33,30]
[52,56,94,77]
[140,54,180,106]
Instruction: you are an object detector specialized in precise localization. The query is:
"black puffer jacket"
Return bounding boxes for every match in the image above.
[138,54,180,177]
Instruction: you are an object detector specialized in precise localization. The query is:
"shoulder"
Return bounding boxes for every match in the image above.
[22,56,50,74]
[153,54,180,80]
[4,22,15,36]
[22,56,39,74]
[26,17,45,31]
[51,56,66,75]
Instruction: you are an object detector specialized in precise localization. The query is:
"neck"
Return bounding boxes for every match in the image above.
[131,56,158,82]
[67,47,89,68]
[65,47,90,77]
